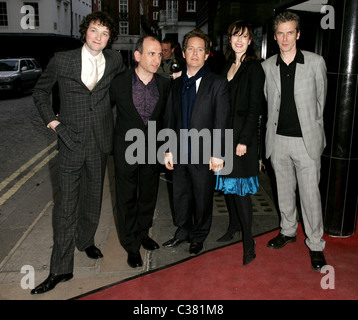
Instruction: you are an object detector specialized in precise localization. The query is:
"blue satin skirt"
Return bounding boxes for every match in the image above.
[215,173,259,196]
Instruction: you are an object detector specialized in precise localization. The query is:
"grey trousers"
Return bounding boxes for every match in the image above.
[270,134,325,251]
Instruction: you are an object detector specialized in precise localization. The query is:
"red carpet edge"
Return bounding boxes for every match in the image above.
[73,224,358,300]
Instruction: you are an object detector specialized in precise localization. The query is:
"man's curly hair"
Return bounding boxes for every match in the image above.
[79,11,118,45]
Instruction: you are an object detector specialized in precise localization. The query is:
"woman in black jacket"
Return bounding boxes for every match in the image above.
[216,20,265,265]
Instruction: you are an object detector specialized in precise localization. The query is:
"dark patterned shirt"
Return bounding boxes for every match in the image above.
[132,70,159,126]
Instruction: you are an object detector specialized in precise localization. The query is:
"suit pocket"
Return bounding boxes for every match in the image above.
[56,123,78,151]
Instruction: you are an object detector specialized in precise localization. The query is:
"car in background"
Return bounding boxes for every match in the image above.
[0,57,42,94]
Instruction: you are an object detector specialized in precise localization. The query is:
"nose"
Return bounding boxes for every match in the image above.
[154,54,161,64]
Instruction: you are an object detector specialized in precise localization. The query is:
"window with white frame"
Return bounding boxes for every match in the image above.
[0,2,8,26]
[119,0,128,13]
[120,21,128,35]
[153,0,159,7]
[153,11,159,21]
[167,0,178,21]
[119,0,128,19]
[186,1,196,12]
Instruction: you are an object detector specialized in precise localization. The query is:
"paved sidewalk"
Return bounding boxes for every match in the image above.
[0,157,279,300]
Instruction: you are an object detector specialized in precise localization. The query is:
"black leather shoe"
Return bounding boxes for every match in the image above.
[243,241,256,266]
[85,245,103,259]
[189,242,203,254]
[310,250,327,271]
[127,252,143,268]
[141,237,159,251]
[267,233,296,249]
[162,238,185,248]
[30,273,73,295]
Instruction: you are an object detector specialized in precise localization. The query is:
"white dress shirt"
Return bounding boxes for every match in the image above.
[81,44,106,87]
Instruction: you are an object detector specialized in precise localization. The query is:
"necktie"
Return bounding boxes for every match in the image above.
[87,57,98,91]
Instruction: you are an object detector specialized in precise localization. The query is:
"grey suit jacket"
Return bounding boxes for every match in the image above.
[33,47,126,153]
[262,50,327,160]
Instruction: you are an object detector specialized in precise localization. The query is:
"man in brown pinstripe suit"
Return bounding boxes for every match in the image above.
[31,12,126,294]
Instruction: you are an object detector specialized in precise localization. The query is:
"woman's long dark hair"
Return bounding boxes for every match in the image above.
[225,20,259,63]
[79,11,118,45]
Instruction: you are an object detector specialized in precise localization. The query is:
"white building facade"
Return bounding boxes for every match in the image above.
[0,0,91,37]
[0,0,92,64]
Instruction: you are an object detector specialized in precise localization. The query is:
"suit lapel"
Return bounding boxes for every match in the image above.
[294,62,305,93]
[97,49,111,87]
[149,74,162,121]
[71,48,84,86]
[233,60,247,80]
[191,73,210,121]
[123,70,146,125]
[269,57,281,95]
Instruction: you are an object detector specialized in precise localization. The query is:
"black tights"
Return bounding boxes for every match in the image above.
[224,193,254,251]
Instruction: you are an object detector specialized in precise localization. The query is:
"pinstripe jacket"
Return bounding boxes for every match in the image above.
[262,50,327,160]
[33,47,126,153]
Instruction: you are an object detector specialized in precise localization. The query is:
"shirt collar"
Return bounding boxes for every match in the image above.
[82,44,104,63]
[276,48,304,66]
[133,68,156,86]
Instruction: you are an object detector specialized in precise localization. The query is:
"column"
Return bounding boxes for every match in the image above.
[321,0,358,236]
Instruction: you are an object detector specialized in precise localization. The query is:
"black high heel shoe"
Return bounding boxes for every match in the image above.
[243,241,256,266]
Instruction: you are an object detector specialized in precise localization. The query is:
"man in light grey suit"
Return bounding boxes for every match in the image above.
[262,11,327,271]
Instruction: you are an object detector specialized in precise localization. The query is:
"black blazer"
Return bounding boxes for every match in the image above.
[164,71,230,165]
[110,69,170,165]
[222,59,265,178]
[33,47,126,153]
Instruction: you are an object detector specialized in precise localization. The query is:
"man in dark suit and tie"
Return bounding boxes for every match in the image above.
[110,36,170,268]
[162,29,230,255]
[31,11,126,294]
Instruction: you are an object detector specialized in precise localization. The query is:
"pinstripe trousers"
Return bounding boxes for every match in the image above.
[50,132,108,274]
[270,134,326,251]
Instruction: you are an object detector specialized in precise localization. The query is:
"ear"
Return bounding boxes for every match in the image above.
[204,53,210,61]
[134,50,141,63]
[182,50,186,59]
[296,31,300,40]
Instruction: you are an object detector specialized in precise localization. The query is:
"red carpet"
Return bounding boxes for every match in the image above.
[78,224,358,300]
